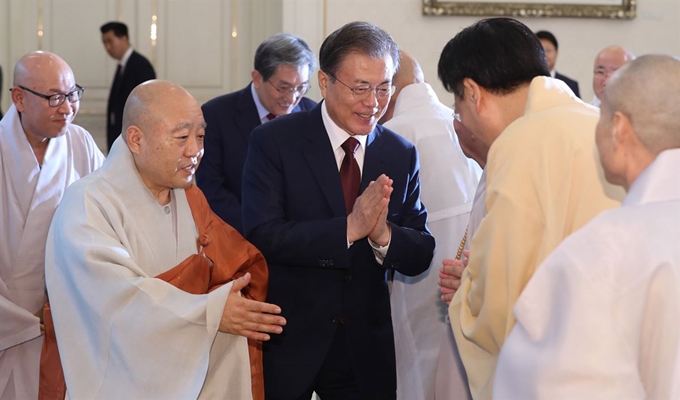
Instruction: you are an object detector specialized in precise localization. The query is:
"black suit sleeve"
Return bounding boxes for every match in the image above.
[135,56,156,83]
[572,81,580,99]
[381,146,435,277]
[196,103,245,232]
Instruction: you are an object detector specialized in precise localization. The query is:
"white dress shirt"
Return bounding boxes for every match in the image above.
[320,101,389,261]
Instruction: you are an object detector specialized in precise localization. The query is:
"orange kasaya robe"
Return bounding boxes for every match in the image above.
[39,184,268,400]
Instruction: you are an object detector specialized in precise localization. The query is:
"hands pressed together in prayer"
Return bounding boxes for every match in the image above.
[347,174,393,246]
[439,249,469,305]
[220,273,287,341]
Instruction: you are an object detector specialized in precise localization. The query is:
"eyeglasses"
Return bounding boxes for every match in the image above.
[267,80,310,97]
[13,84,84,107]
[328,73,395,100]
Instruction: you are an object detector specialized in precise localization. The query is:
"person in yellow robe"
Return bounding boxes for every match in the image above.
[436,17,624,400]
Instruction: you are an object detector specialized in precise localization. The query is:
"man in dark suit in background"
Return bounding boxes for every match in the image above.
[242,21,435,400]
[101,21,156,151]
[536,30,580,98]
[196,33,317,233]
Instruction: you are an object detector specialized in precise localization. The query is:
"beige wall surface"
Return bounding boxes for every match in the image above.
[320,0,680,105]
[1,0,678,115]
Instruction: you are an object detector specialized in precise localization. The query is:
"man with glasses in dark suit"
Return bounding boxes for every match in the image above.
[242,22,434,400]
[197,33,317,233]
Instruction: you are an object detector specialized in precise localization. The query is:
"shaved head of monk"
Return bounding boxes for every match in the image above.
[122,80,206,203]
[11,51,81,145]
[596,54,680,190]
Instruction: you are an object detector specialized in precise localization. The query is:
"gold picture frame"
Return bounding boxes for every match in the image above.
[423,0,636,19]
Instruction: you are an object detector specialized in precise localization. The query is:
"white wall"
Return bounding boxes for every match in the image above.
[0,0,285,114]
[320,0,680,105]
[1,0,679,115]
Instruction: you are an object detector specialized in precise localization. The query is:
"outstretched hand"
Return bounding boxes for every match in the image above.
[438,250,469,305]
[219,273,286,341]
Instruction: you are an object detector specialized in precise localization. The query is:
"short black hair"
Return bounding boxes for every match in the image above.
[319,21,399,79]
[438,18,549,98]
[536,30,558,50]
[100,22,128,38]
[253,33,317,82]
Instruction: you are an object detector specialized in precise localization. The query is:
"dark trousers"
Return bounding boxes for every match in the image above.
[267,325,362,400]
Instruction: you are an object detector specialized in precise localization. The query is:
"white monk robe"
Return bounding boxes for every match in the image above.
[0,104,104,400]
[44,137,252,399]
[435,170,486,400]
[385,83,481,400]
[495,148,680,400]
[449,76,625,400]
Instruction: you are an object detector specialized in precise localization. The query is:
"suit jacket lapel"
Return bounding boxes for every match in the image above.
[360,127,388,193]
[234,84,262,145]
[302,105,347,218]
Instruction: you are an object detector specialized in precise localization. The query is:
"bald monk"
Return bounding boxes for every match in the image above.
[380,50,480,400]
[0,51,103,400]
[591,45,635,107]
[496,54,680,400]
[44,80,285,399]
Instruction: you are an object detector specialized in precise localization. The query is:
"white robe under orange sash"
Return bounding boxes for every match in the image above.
[45,138,254,399]
[0,105,103,400]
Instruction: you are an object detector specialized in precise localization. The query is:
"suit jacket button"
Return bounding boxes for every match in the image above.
[344,275,352,282]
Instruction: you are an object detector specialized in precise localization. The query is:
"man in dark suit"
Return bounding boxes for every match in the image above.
[242,22,435,400]
[101,21,156,151]
[536,30,580,98]
[196,33,316,233]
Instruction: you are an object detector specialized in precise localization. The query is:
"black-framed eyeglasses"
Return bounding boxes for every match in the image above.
[266,80,310,97]
[327,73,395,100]
[12,84,84,107]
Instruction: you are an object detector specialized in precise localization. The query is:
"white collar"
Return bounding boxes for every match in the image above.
[321,100,368,154]
[624,148,680,206]
[590,96,601,108]
[250,83,271,122]
[119,47,134,70]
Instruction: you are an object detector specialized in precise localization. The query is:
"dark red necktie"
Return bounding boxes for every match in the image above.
[340,137,361,214]
[266,113,276,121]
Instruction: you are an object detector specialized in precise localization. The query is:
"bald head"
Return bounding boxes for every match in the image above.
[592,45,635,100]
[14,51,73,88]
[122,80,198,143]
[10,51,79,144]
[379,51,425,124]
[393,51,424,89]
[121,80,205,199]
[604,54,680,154]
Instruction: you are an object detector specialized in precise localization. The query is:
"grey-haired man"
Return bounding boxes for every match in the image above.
[196,33,317,233]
